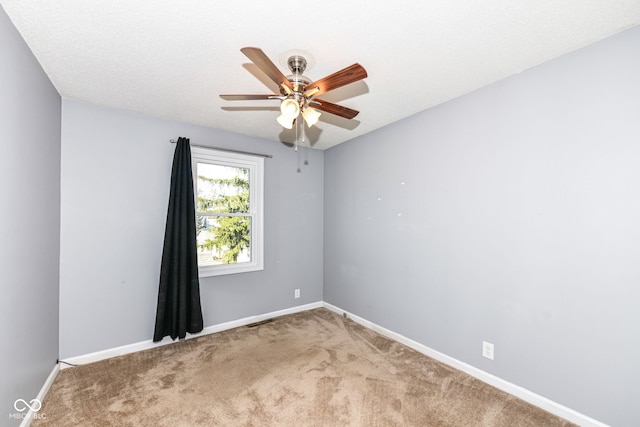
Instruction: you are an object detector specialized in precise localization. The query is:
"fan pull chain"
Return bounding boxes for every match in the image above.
[294,118,298,152]
[296,119,301,172]
[295,65,300,155]
[301,121,308,166]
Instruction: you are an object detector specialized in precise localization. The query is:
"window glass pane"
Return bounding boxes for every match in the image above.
[191,146,263,277]
[196,163,250,214]
[196,216,252,266]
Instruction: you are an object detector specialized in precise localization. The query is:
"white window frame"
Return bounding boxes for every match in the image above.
[191,147,264,277]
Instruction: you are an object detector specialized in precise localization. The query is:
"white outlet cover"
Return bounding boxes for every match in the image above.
[482,341,494,360]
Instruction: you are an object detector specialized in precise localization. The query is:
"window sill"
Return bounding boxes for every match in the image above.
[198,262,264,277]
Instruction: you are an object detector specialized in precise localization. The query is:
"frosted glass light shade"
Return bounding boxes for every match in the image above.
[301,107,321,127]
[276,114,295,129]
[280,98,300,119]
[277,98,300,129]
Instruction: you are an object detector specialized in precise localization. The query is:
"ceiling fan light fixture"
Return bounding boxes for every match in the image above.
[301,107,321,127]
[276,114,295,129]
[280,98,300,119]
[277,98,300,129]
[222,47,367,136]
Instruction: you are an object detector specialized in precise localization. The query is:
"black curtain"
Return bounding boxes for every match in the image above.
[153,137,203,342]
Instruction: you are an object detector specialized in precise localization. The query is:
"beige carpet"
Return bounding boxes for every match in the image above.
[34,308,576,426]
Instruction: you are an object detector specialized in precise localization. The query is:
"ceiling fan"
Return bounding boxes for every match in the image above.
[220,47,367,130]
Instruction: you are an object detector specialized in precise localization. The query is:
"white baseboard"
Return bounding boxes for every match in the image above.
[59,301,323,369]
[19,363,59,427]
[322,302,608,427]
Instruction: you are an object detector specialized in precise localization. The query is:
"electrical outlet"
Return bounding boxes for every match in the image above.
[482,341,494,360]
[294,289,300,299]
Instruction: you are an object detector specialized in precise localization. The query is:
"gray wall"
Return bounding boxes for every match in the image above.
[5,3,637,424]
[324,27,640,427]
[59,100,323,359]
[0,6,61,425]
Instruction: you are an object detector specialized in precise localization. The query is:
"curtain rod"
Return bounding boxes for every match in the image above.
[169,139,273,158]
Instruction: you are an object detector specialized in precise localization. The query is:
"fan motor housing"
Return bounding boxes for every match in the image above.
[287,55,307,74]
[285,55,310,93]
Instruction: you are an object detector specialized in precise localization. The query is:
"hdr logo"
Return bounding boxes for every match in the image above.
[9,399,46,420]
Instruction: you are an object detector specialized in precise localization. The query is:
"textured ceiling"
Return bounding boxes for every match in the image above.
[2,1,639,150]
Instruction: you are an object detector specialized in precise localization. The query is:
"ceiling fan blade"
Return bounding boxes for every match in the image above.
[309,98,359,119]
[305,63,367,97]
[220,94,279,101]
[240,47,294,91]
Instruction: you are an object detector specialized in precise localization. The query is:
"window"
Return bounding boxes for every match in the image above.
[192,147,264,277]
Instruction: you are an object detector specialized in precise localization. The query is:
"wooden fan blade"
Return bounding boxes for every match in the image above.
[305,63,367,97]
[240,47,294,91]
[309,98,359,119]
[220,94,279,100]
